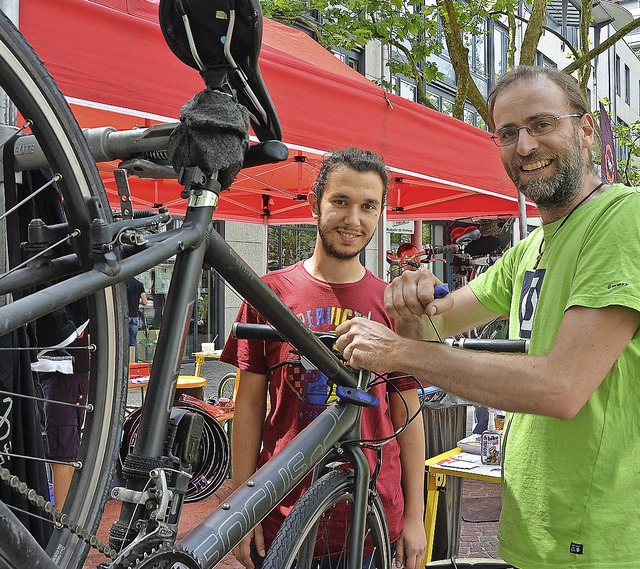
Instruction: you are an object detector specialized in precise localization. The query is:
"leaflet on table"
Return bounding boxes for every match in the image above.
[437,452,501,475]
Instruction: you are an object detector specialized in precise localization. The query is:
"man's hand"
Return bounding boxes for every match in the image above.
[335,317,404,374]
[394,518,427,569]
[386,269,453,339]
[232,523,265,568]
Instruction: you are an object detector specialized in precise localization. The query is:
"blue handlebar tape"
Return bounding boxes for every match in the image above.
[434,284,450,298]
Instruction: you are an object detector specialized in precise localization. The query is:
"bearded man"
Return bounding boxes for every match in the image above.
[335,67,640,568]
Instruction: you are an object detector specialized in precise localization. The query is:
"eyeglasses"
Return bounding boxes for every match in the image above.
[491,113,585,147]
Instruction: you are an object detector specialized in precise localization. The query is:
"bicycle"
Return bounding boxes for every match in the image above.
[0,2,410,567]
[0,2,521,567]
[216,372,237,401]
[385,227,481,282]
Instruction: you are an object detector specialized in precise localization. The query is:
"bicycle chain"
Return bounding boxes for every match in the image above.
[0,464,118,559]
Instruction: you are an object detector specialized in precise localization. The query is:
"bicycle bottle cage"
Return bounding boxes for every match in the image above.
[159,0,282,142]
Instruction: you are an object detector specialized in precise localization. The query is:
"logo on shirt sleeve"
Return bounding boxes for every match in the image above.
[569,542,584,555]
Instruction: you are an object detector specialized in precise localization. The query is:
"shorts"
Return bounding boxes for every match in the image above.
[39,371,89,462]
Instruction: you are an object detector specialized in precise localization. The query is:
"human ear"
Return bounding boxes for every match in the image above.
[580,113,596,149]
[307,192,319,219]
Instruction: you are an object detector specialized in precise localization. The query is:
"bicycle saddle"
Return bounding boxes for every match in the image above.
[159,0,282,142]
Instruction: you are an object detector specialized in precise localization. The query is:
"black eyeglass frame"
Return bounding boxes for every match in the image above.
[490,112,585,147]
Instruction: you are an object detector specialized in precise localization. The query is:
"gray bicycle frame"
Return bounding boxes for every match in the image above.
[0,125,377,569]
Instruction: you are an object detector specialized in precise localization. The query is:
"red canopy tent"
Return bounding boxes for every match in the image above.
[20,0,537,223]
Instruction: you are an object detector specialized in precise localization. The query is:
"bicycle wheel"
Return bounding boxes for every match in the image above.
[262,469,391,569]
[217,371,237,400]
[0,11,126,569]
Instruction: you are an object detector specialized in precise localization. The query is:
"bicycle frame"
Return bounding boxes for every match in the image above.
[0,125,378,568]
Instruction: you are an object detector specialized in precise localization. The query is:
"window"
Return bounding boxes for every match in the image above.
[624,64,630,104]
[615,55,621,96]
[535,52,557,69]
[470,29,486,76]
[442,100,454,116]
[464,109,476,126]
[426,91,440,110]
[268,225,316,271]
[334,49,362,73]
[493,25,508,81]
[398,79,417,102]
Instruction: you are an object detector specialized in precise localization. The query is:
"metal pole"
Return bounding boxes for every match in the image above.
[517,191,528,239]
[377,205,387,279]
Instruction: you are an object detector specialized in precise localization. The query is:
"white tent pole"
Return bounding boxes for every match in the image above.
[517,190,528,239]
[262,219,269,275]
[376,206,387,280]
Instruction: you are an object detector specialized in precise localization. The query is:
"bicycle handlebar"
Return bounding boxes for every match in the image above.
[12,124,288,172]
[444,338,529,352]
[232,323,337,347]
[430,244,461,255]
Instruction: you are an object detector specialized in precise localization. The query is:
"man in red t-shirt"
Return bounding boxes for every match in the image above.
[221,147,426,569]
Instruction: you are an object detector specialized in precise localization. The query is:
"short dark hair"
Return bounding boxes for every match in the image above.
[487,66,590,131]
[312,147,389,204]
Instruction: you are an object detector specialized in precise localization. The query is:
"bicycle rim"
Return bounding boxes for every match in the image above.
[262,469,391,569]
[0,11,126,569]
[217,372,237,400]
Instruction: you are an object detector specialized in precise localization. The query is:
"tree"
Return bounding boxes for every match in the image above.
[261,0,640,126]
[262,0,449,109]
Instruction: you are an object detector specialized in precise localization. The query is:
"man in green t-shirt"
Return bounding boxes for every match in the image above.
[335,66,640,568]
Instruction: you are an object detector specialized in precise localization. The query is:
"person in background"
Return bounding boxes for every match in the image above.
[221,147,427,569]
[126,277,147,362]
[335,66,640,568]
[32,303,90,508]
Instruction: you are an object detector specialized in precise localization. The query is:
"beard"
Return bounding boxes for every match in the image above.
[317,212,372,261]
[504,131,584,209]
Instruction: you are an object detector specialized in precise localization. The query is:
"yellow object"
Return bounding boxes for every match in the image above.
[176,375,207,400]
[192,350,222,376]
[176,375,207,389]
[422,447,501,566]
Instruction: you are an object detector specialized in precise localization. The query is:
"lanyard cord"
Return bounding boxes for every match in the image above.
[532,182,605,270]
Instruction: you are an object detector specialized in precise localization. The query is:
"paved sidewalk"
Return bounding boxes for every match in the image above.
[458,478,501,559]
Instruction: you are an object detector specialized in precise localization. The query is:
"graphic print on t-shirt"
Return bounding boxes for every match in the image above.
[519,269,545,339]
[285,303,365,424]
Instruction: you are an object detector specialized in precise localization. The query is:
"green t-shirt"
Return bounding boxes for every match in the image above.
[469,185,640,568]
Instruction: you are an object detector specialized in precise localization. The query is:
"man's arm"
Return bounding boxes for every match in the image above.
[140,291,148,306]
[389,389,426,569]
[231,370,268,568]
[338,305,639,419]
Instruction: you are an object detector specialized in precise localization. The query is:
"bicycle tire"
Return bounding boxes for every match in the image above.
[217,371,237,400]
[0,11,126,569]
[262,469,391,569]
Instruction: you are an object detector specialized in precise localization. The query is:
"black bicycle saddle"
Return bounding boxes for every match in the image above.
[159,0,282,142]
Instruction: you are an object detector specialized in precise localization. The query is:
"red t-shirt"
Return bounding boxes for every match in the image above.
[221,262,417,551]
